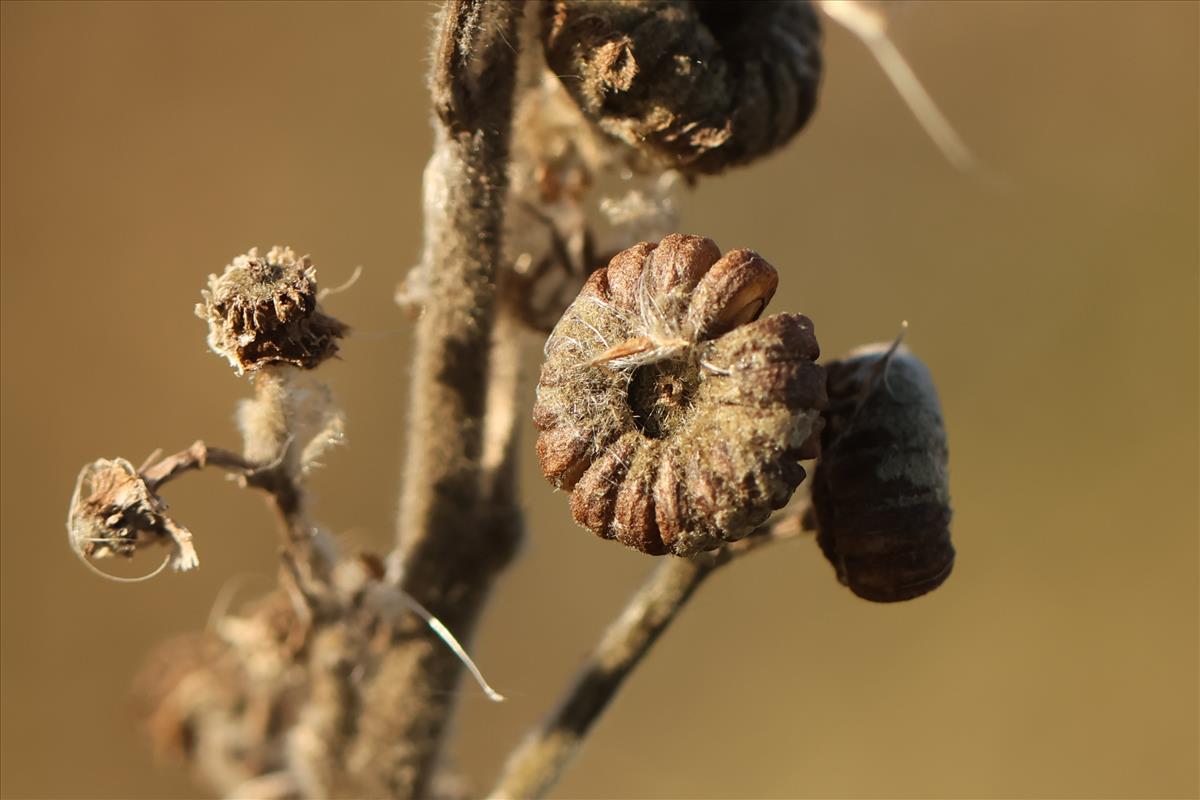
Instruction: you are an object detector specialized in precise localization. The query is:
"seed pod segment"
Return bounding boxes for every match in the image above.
[534,234,826,557]
[808,342,955,602]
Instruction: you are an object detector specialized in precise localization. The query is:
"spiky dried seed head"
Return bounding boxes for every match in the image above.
[541,0,823,174]
[67,457,199,573]
[534,233,826,556]
[197,247,347,375]
[808,343,955,602]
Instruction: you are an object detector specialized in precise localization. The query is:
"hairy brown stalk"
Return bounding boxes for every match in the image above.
[488,512,807,800]
[348,2,525,797]
[481,309,528,543]
[138,440,257,487]
[145,437,308,550]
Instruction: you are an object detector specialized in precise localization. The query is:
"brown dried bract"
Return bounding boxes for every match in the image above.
[66,457,199,572]
[197,246,347,375]
[541,0,823,174]
[808,342,955,602]
[534,234,826,556]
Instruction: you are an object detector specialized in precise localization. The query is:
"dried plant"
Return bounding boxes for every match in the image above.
[63,2,960,798]
[534,234,826,555]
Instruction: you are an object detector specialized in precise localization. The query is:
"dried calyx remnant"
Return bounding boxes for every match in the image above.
[807,341,955,602]
[197,246,347,375]
[67,457,198,575]
[541,0,823,174]
[535,233,827,556]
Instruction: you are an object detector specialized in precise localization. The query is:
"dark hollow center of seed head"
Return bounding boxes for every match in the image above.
[627,361,700,440]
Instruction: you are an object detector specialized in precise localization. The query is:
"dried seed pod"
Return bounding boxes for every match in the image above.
[541,0,823,174]
[808,342,955,602]
[67,457,199,574]
[197,246,347,375]
[535,234,826,556]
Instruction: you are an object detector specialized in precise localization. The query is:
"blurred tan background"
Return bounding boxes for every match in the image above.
[2,1,1197,798]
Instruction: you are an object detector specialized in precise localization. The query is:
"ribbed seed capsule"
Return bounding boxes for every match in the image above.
[534,234,826,557]
[540,0,823,174]
[808,343,955,602]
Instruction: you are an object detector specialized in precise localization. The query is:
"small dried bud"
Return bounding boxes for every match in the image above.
[541,0,823,174]
[808,342,955,602]
[197,247,347,375]
[535,234,826,556]
[67,457,199,574]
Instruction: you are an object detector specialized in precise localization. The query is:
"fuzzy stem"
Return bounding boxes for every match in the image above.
[391,0,525,607]
[139,440,257,488]
[239,365,336,598]
[350,3,524,797]
[480,309,527,542]
[488,514,806,800]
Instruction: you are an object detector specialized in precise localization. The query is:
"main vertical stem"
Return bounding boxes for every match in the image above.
[392,0,524,618]
[350,3,524,798]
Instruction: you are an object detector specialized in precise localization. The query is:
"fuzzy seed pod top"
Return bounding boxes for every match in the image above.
[808,343,955,602]
[534,234,826,556]
[541,0,823,174]
[197,246,347,375]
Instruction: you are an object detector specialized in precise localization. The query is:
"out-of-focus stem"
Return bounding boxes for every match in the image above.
[488,514,806,800]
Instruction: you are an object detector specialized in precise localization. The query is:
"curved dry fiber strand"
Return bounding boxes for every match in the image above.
[535,233,825,556]
[541,0,823,174]
[810,344,955,602]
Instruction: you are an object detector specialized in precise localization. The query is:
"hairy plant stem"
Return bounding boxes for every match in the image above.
[348,3,524,797]
[140,436,315,574]
[488,513,807,800]
[242,366,335,598]
[481,309,527,543]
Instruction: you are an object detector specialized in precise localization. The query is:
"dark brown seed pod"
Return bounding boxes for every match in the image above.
[197,246,347,375]
[534,234,826,556]
[808,342,955,602]
[540,0,823,174]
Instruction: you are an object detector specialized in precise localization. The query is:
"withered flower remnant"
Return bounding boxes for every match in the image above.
[197,246,347,375]
[808,341,955,602]
[541,0,823,174]
[534,234,826,556]
[67,457,199,574]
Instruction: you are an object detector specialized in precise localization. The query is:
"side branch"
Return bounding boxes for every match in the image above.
[488,513,807,800]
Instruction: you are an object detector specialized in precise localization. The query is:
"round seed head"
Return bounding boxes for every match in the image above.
[541,0,823,174]
[197,246,347,375]
[534,234,826,556]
